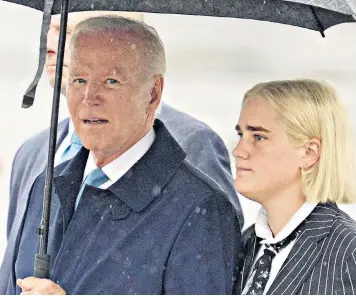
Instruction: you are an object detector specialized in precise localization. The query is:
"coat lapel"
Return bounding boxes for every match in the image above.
[53,148,89,231]
[236,227,261,294]
[267,203,337,295]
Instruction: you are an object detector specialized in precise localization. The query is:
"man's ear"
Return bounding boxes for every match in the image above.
[301,138,321,169]
[147,75,164,115]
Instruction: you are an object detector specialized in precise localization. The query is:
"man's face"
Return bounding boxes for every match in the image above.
[46,11,143,96]
[67,32,160,161]
[46,14,77,94]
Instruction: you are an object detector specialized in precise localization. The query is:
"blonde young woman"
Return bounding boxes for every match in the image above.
[233,79,356,295]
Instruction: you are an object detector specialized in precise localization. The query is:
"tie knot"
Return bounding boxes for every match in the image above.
[263,247,277,259]
[85,168,109,188]
[71,132,82,145]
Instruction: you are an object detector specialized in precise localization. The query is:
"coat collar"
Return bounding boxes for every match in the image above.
[107,119,186,212]
[54,119,187,214]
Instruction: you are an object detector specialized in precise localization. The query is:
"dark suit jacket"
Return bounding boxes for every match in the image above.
[235,202,356,295]
[158,104,243,226]
[0,119,241,294]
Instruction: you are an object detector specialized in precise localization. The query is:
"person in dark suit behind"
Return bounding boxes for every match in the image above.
[232,79,356,295]
[0,16,241,294]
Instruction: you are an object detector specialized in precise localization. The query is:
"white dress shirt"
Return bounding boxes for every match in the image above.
[242,202,317,295]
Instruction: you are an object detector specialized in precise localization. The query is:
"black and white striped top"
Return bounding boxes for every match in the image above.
[236,202,356,295]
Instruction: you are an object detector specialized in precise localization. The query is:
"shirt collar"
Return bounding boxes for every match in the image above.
[83,128,156,184]
[255,202,317,244]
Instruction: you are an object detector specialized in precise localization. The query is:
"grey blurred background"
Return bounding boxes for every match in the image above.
[0,1,355,263]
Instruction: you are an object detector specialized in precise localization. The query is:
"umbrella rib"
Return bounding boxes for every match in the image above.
[309,5,325,38]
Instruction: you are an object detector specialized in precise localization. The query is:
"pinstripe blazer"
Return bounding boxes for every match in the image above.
[235,202,356,295]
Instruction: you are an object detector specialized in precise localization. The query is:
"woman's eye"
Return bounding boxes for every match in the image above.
[106,78,118,84]
[254,134,265,141]
[237,132,243,138]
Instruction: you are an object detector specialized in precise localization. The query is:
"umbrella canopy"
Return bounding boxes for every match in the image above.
[3,0,356,33]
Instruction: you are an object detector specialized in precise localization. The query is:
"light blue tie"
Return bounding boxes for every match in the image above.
[60,132,82,164]
[75,168,110,210]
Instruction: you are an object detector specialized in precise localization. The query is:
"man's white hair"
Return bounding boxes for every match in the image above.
[70,15,166,80]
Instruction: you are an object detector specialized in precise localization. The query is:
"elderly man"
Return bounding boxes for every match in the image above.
[49,11,243,221]
[0,16,241,294]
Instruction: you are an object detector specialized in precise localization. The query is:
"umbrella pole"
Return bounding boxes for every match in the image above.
[34,0,69,279]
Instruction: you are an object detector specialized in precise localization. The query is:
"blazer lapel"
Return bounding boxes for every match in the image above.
[267,203,337,295]
[236,227,261,294]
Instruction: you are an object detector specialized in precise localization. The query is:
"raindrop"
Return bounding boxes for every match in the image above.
[195,206,201,214]
[97,259,101,264]
[196,254,202,260]
[187,222,192,227]
[90,3,95,9]
[109,204,113,208]
[149,266,158,274]
[131,43,137,50]
[101,216,104,220]
[152,185,161,196]
[201,208,207,215]
[124,257,132,268]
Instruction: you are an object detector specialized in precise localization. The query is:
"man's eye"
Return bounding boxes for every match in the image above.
[237,132,243,138]
[73,78,86,84]
[106,78,118,84]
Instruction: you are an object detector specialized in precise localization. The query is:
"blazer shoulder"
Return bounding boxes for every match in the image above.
[179,158,228,195]
[160,104,226,143]
[332,207,356,242]
[15,118,69,161]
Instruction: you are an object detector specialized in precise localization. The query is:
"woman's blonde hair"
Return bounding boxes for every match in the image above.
[243,79,356,204]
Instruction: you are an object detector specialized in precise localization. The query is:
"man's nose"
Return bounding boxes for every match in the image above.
[83,83,102,106]
[46,28,58,55]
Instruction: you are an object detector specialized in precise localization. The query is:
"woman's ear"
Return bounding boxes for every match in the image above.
[301,138,321,169]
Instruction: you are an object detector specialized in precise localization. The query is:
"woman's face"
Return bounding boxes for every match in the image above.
[232,96,305,204]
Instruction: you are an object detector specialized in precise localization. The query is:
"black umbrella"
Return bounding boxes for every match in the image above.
[2,0,356,280]
[3,0,356,32]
